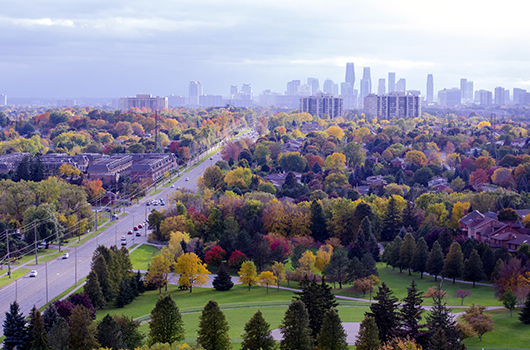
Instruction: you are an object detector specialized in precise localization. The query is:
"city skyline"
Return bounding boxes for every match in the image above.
[1,0,529,98]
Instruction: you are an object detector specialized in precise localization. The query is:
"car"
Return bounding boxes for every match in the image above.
[61,253,69,259]
[29,270,38,277]
[121,236,127,246]
[185,177,189,181]
[138,224,143,229]
[136,231,141,237]
[153,201,158,206]
[127,230,133,235]
[133,226,139,231]
[37,241,47,249]
[171,184,175,188]
[146,202,150,206]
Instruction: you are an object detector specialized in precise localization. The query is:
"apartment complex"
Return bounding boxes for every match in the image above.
[119,94,168,111]
[363,91,421,118]
[300,93,343,118]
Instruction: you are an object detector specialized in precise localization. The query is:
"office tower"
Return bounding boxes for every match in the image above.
[345,63,355,90]
[364,92,421,118]
[378,79,386,95]
[359,67,372,104]
[119,94,168,111]
[0,94,6,106]
[189,81,202,105]
[230,85,238,97]
[426,74,433,102]
[466,81,474,100]
[514,88,527,105]
[287,80,300,95]
[307,78,320,95]
[323,79,335,94]
[460,79,467,99]
[396,79,406,92]
[477,90,492,106]
[341,82,353,96]
[388,72,396,93]
[241,84,253,99]
[505,90,511,104]
[199,95,223,107]
[333,83,339,96]
[494,87,505,105]
[300,93,343,118]
[167,95,187,107]
[438,88,461,107]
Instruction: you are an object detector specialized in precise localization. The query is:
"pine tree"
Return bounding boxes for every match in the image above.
[388,236,402,270]
[366,282,399,343]
[2,301,29,350]
[402,202,418,231]
[348,227,367,260]
[113,315,144,350]
[361,252,378,277]
[429,329,452,350]
[325,251,349,289]
[481,246,496,280]
[463,249,485,287]
[241,310,275,350]
[411,237,429,278]
[437,230,453,254]
[97,314,125,350]
[68,305,99,350]
[382,196,402,241]
[198,300,231,350]
[213,265,235,291]
[115,278,133,308]
[397,281,428,343]
[29,306,49,350]
[42,304,60,333]
[519,291,530,324]
[427,241,444,281]
[280,300,313,350]
[443,242,464,284]
[135,270,145,294]
[92,254,115,302]
[316,309,348,350]
[399,232,416,275]
[367,229,380,262]
[47,317,69,350]
[310,199,328,242]
[148,294,184,346]
[84,269,105,309]
[426,295,460,348]
[354,316,380,350]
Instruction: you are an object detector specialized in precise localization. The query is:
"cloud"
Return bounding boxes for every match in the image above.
[1,17,75,28]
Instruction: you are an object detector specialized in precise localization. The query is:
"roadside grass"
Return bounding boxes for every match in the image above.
[0,268,31,288]
[129,244,160,271]
[14,249,62,265]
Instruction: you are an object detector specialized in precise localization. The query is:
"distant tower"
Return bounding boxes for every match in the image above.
[230,85,238,98]
[241,84,253,100]
[460,78,467,99]
[189,81,202,106]
[396,79,406,92]
[426,74,434,102]
[378,79,386,95]
[323,79,335,94]
[345,63,355,92]
[286,80,300,95]
[388,72,396,93]
[360,67,372,103]
[494,87,506,106]
[307,78,320,95]
[466,81,474,100]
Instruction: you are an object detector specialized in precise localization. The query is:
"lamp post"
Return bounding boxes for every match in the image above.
[6,229,10,278]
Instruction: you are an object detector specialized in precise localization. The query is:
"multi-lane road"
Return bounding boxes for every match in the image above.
[0,130,256,331]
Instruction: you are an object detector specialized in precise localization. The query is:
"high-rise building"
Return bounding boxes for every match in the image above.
[168,95,187,107]
[286,80,300,95]
[119,94,168,111]
[494,87,505,106]
[388,72,396,93]
[514,88,527,105]
[230,85,238,97]
[300,93,343,118]
[466,81,474,100]
[323,79,335,94]
[341,82,353,96]
[0,94,6,106]
[505,89,511,104]
[359,67,372,105]
[477,90,492,106]
[460,78,467,99]
[378,79,386,95]
[307,78,320,95]
[396,78,406,92]
[57,99,76,107]
[364,91,421,118]
[189,81,203,105]
[199,95,224,107]
[241,84,253,100]
[438,88,461,107]
[426,74,434,102]
[345,63,355,90]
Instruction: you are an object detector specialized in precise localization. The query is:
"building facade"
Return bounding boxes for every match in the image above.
[363,91,421,119]
[438,88,461,107]
[119,94,168,111]
[300,93,343,118]
[189,81,203,106]
[426,74,433,102]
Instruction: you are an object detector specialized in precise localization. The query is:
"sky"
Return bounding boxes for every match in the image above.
[1,0,530,99]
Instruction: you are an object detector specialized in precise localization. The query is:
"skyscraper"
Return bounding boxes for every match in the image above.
[286,80,300,95]
[189,81,202,106]
[388,72,396,93]
[494,87,505,106]
[241,84,253,100]
[359,67,372,104]
[396,79,406,92]
[0,94,7,106]
[230,85,238,97]
[466,81,474,100]
[426,74,433,102]
[345,63,355,91]
[460,78,467,99]
[307,78,320,95]
[323,79,335,94]
[378,79,386,95]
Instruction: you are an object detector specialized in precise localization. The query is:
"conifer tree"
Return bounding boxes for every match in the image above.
[519,291,530,324]
[2,301,29,350]
[136,270,146,294]
[437,230,453,254]
[411,237,429,278]
[388,236,402,270]
[68,305,99,350]
[280,300,312,350]
[426,294,460,348]
[213,264,235,291]
[399,232,416,275]
[47,317,69,350]
[316,309,348,350]
[382,196,401,241]
[241,310,275,350]
[402,202,419,231]
[443,242,464,284]
[325,250,349,289]
[481,246,496,280]
[92,254,115,302]
[198,300,231,350]
[29,306,49,350]
[366,282,399,343]
[354,316,380,350]
[429,329,452,350]
[42,304,60,333]
[397,281,428,344]
[348,227,367,260]
[84,269,105,309]
[427,241,445,281]
[463,249,485,287]
[310,199,328,242]
[97,314,125,350]
[115,278,133,308]
[148,294,184,346]
[367,229,380,262]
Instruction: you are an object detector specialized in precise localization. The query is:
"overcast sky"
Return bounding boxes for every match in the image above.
[1,0,529,99]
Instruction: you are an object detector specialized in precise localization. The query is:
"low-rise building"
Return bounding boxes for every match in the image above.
[87,154,133,183]
[0,153,30,173]
[130,154,178,183]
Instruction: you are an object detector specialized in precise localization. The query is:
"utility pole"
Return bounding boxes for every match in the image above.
[75,246,77,287]
[34,220,38,265]
[45,261,48,304]
[6,230,10,278]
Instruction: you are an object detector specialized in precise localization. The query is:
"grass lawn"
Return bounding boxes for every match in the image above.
[129,244,160,270]
[0,268,31,288]
[15,249,63,265]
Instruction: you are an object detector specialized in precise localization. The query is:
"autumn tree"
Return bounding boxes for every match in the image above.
[148,294,184,346]
[145,251,172,293]
[241,310,275,350]
[461,304,494,341]
[449,202,470,229]
[405,150,427,167]
[175,252,210,293]
[314,244,333,272]
[324,152,346,169]
[453,289,472,305]
[443,242,464,284]
[258,271,277,293]
[494,257,530,303]
[272,262,286,291]
[298,250,316,274]
[198,300,231,350]
[238,260,258,290]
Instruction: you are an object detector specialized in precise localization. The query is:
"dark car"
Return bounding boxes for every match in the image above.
[136,231,141,237]
[133,226,139,231]
[138,224,143,229]
[127,230,133,235]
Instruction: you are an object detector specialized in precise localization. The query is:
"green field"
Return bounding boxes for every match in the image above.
[0,268,31,288]
[15,249,64,265]
[129,244,160,271]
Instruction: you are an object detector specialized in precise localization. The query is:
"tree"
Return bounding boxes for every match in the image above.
[443,242,464,284]
[317,309,348,350]
[298,250,316,274]
[238,260,258,290]
[324,152,346,169]
[501,290,518,317]
[453,289,472,305]
[279,300,312,350]
[426,294,461,349]
[68,305,99,350]
[92,254,115,302]
[354,316,380,350]
[498,208,519,222]
[42,304,60,333]
[397,281,427,342]
[388,236,402,270]
[427,241,445,282]
[314,244,333,272]
[382,196,401,241]
[47,317,69,350]
[414,166,434,187]
[213,265,234,291]
[272,262,286,291]
[145,252,172,293]
[3,301,29,350]
[405,150,427,167]
[310,199,328,242]
[198,300,231,350]
[481,246,496,280]
[279,152,307,172]
[463,249,485,287]
[411,237,429,278]
[461,304,494,341]
[97,314,124,350]
[115,278,134,308]
[519,291,530,324]
[203,208,225,242]
[84,269,105,309]
[366,282,399,343]
[449,202,470,229]
[205,244,226,267]
[325,251,349,289]
[493,257,530,303]
[399,232,416,275]
[148,294,184,346]
[175,252,210,293]
[113,315,144,350]
[201,165,225,189]
[241,310,276,350]
[29,306,49,350]
[228,250,248,269]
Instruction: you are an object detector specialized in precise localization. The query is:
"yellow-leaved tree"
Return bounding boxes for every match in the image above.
[315,244,334,272]
[324,153,346,170]
[450,202,470,229]
[272,262,286,291]
[238,261,257,290]
[257,271,277,293]
[174,252,210,293]
[168,231,191,260]
[145,249,173,293]
[298,251,316,274]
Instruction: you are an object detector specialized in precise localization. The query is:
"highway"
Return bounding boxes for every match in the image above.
[0,129,256,332]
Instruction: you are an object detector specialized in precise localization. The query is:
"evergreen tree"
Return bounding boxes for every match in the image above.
[241,310,275,350]
[2,301,29,350]
[29,306,49,350]
[84,269,105,309]
[310,199,328,242]
[136,270,146,294]
[97,314,125,350]
[501,290,518,317]
[519,291,530,324]
[30,155,45,182]
[381,196,401,241]
[361,252,378,277]
[148,294,184,346]
[14,155,31,182]
[92,254,115,303]
[198,300,231,350]
[291,244,305,269]
[426,295,460,348]
[115,278,133,308]
[399,232,416,275]
[352,203,375,242]
[437,230,453,254]
[481,246,496,280]
[204,208,225,242]
[388,236,402,270]
[494,245,510,262]
[213,265,235,291]
[367,229,380,262]
[113,315,144,350]
[316,309,348,350]
[47,317,69,350]
[427,241,445,282]
[397,281,428,344]
[366,282,399,343]
[280,300,312,350]
[411,237,429,278]
[348,227,367,260]
[402,202,419,231]
[463,249,485,287]
[491,258,504,280]
[429,329,452,350]
[443,242,464,284]
[42,304,60,333]
[68,305,99,350]
[354,316,380,350]
[325,250,349,289]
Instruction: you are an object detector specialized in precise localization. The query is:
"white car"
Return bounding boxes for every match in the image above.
[171,184,175,188]
[61,253,69,259]
[185,177,189,181]
[121,236,127,246]
[29,270,38,277]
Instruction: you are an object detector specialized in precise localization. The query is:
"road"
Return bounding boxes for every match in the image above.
[0,129,257,331]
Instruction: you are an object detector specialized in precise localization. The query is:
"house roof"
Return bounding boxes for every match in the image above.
[459,210,485,226]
